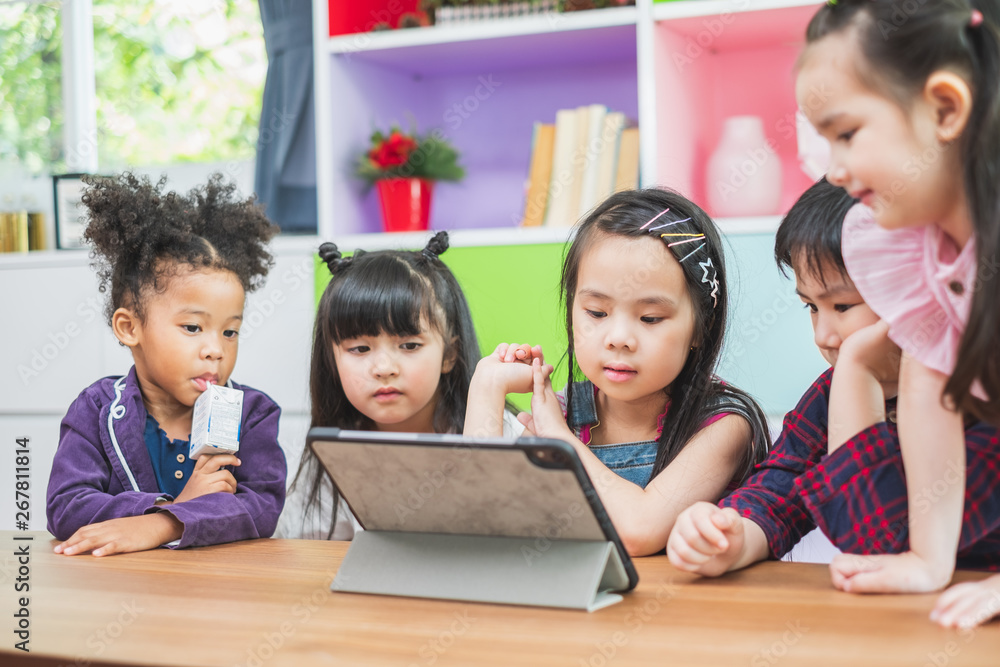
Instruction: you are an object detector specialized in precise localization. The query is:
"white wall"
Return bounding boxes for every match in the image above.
[0,236,319,531]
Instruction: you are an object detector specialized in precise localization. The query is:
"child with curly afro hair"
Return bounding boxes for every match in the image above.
[46,172,287,556]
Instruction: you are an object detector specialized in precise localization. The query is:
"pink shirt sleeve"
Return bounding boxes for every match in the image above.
[841,203,977,380]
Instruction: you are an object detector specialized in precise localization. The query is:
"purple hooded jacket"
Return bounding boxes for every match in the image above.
[46,366,286,548]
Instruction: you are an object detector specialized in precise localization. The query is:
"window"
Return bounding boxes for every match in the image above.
[1,0,266,171]
[0,0,266,246]
[0,1,63,174]
[93,0,265,168]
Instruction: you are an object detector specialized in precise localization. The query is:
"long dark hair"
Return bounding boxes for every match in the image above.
[291,231,480,538]
[804,0,1000,421]
[560,188,770,484]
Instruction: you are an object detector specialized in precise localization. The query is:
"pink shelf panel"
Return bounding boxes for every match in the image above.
[653,9,815,219]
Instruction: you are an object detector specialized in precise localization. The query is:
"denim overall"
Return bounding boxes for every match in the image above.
[564,380,755,489]
[564,381,661,488]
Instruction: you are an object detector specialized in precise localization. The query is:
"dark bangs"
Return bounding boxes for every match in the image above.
[774,178,857,286]
[325,254,440,342]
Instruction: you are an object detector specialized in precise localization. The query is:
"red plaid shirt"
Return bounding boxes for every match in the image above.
[720,369,1000,571]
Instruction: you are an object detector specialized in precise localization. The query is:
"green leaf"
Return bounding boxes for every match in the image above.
[0,0,265,172]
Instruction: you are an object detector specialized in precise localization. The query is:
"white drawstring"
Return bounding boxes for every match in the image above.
[107,376,140,492]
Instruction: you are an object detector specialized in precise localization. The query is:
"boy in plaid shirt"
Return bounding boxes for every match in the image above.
[667,179,1000,582]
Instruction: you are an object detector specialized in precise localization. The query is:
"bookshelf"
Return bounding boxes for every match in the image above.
[313,0,821,241]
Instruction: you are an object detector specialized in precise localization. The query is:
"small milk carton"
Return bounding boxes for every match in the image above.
[189,384,243,458]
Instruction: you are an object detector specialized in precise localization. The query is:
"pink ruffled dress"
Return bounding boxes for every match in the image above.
[841,204,980,390]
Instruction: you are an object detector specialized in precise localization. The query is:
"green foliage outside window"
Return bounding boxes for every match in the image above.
[0,3,63,173]
[0,0,265,174]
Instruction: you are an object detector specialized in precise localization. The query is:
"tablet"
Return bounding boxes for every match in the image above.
[307,427,639,592]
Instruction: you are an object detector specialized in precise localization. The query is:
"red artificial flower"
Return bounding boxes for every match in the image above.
[357,124,463,184]
[368,131,419,169]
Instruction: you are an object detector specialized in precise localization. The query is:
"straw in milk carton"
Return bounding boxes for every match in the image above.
[189,384,243,458]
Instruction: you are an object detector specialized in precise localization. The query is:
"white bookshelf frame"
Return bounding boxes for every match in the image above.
[312,0,820,243]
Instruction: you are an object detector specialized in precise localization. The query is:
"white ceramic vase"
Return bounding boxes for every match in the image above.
[706,116,782,217]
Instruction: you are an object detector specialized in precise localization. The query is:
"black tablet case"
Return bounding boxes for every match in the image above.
[308,429,638,611]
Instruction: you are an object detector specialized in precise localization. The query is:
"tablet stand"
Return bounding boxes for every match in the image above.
[332,530,630,612]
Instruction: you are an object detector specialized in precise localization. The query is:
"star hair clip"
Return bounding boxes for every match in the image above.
[698,257,720,309]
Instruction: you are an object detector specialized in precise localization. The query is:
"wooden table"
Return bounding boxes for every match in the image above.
[1,531,997,666]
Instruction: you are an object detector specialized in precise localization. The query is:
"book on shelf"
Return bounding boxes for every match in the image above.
[542,108,579,228]
[0,212,29,254]
[527,105,637,228]
[0,213,9,253]
[0,211,49,252]
[521,123,556,227]
[614,126,640,194]
[564,104,595,226]
[595,111,626,204]
[578,104,610,217]
[14,212,28,253]
[28,213,46,250]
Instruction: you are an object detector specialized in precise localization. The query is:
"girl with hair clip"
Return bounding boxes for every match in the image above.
[466,188,771,556]
[279,232,509,540]
[798,1,1000,613]
[46,172,285,556]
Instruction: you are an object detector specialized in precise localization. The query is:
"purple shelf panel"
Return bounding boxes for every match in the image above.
[335,58,639,233]
[338,23,638,77]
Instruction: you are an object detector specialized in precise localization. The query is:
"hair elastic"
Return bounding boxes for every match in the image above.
[970,9,984,27]
[421,230,449,261]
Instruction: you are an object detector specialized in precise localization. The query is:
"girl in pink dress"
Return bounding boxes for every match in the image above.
[797,0,1000,623]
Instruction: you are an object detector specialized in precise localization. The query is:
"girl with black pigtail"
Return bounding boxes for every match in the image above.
[795,0,1000,614]
[279,232,513,540]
